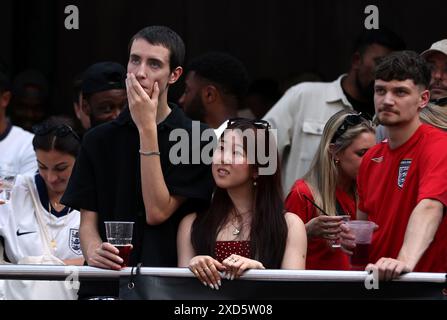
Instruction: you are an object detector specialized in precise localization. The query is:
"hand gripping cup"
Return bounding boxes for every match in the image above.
[347,220,375,270]
[105,221,134,267]
[330,215,351,248]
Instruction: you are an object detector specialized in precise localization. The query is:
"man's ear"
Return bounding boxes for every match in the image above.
[81,98,91,116]
[168,66,183,85]
[0,91,11,109]
[201,85,218,104]
[419,89,430,110]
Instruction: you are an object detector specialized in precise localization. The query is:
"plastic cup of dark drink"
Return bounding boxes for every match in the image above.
[330,215,351,248]
[346,220,375,270]
[104,221,134,267]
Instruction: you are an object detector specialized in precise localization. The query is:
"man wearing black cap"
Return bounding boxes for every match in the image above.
[81,61,127,128]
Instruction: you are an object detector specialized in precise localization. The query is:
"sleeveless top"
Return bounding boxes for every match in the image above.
[214,241,250,262]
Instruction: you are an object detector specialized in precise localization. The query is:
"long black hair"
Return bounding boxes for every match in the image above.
[191,119,287,268]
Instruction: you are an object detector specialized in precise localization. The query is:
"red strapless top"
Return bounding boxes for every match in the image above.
[214,241,250,262]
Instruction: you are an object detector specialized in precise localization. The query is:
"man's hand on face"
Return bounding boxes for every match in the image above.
[126,73,160,130]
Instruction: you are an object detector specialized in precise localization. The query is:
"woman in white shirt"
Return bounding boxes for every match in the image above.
[0,116,83,300]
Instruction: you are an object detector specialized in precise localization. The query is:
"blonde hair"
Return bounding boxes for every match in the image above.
[420,103,447,131]
[302,110,375,215]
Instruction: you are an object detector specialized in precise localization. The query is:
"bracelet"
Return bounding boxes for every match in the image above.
[139,150,161,156]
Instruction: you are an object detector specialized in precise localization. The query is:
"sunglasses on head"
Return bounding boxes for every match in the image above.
[227,117,271,129]
[331,113,370,143]
[32,123,81,142]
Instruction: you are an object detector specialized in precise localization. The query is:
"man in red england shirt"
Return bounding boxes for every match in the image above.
[346,50,447,280]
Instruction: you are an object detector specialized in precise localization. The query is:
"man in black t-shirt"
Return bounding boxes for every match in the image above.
[61,26,215,299]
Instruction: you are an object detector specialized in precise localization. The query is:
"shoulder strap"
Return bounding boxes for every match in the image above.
[23,176,53,256]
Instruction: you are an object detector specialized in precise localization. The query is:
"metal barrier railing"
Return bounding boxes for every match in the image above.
[0,265,445,283]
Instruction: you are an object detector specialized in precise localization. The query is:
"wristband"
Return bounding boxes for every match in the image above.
[139,150,161,156]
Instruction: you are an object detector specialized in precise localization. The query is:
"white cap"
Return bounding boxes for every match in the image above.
[421,39,447,58]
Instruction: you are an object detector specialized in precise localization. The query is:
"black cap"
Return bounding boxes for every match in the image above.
[81,62,126,95]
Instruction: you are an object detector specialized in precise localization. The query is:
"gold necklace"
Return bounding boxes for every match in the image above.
[47,200,69,250]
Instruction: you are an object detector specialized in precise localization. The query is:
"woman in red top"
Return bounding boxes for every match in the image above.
[177,119,307,290]
[285,110,375,270]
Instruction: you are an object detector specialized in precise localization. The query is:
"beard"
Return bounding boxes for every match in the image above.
[355,71,375,102]
[183,94,206,122]
[429,81,447,101]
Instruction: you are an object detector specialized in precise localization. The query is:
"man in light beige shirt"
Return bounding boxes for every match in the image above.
[264,29,405,194]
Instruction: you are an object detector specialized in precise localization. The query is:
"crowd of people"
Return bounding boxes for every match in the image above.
[0,25,446,299]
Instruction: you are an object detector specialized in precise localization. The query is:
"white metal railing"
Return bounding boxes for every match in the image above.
[0,265,445,283]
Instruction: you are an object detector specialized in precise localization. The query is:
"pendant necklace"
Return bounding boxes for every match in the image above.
[48,200,69,251]
[231,207,251,237]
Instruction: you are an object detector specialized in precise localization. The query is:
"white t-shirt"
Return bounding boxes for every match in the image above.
[0,175,81,300]
[0,125,37,175]
[263,75,353,194]
[0,175,81,261]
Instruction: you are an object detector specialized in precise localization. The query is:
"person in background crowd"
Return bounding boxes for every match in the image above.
[178,51,249,137]
[0,70,36,175]
[9,69,49,132]
[80,61,127,129]
[264,29,405,194]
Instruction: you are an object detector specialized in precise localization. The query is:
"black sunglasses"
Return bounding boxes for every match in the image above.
[430,97,447,107]
[331,113,369,143]
[32,123,81,142]
[227,117,271,129]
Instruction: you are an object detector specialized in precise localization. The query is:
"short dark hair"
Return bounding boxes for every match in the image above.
[32,116,81,157]
[353,28,406,55]
[375,50,431,89]
[187,52,249,100]
[128,25,185,71]
[0,71,10,94]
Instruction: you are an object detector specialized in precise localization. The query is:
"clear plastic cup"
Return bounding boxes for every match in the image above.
[104,221,134,267]
[347,220,375,270]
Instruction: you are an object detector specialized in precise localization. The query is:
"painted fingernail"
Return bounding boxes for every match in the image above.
[203,282,207,287]
[231,275,235,281]
[218,280,222,286]
[209,283,215,290]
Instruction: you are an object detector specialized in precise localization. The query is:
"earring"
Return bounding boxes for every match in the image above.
[335,159,340,165]
[253,179,257,187]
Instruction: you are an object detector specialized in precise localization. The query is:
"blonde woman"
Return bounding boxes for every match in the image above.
[285,110,375,270]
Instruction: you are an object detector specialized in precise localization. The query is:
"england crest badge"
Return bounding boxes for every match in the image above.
[69,228,82,255]
[397,159,412,188]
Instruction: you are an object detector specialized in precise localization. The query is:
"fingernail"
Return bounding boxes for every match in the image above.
[226,274,231,280]
[209,283,215,290]
[203,282,207,287]
[215,284,220,290]
[218,280,222,286]
[231,275,235,281]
